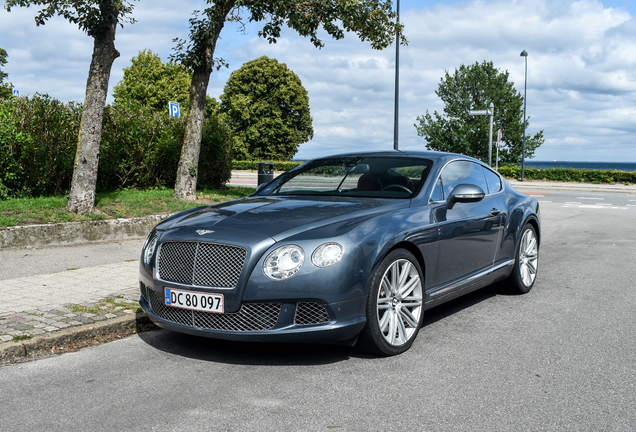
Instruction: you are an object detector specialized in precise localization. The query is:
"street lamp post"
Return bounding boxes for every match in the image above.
[520,50,528,181]
[393,0,400,151]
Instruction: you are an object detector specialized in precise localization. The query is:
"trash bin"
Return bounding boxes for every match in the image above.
[257,162,274,186]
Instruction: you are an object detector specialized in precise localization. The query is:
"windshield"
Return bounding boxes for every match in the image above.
[256,156,433,199]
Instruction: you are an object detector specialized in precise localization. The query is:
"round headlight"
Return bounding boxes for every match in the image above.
[311,242,344,268]
[143,236,157,266]
[263,245,305,280]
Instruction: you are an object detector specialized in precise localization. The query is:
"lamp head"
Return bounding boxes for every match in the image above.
[520,50,528,57]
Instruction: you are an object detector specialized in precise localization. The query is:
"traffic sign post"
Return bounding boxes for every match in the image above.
[468,103,495,167]
[169,101,180,118]
[496,129,503,171]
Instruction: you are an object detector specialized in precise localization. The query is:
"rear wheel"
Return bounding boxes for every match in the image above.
[507,223,539,294]
[357,249,424,356]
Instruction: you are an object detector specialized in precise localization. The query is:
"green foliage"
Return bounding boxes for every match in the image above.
[220,56,313,161]
[112,49,192,113]
[0,96,233,198]
[0,94,81,198]
[4,0,136,38]
[198,105,234,188]
[498,166,636,184]
[98,105,185,191]
[0,47,13,99]
[170,1,406,72]
[232,160,302,171]
[415,61,544,165]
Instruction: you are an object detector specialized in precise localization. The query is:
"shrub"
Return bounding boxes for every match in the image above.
[0,96,234,198]
[0,94,80,198]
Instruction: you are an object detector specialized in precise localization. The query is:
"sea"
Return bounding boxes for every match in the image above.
[521,161,636,172]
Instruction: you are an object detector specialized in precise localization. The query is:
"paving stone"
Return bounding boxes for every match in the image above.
[55,322,71,329]
[0,335,13,342]
[92,316,106,321]
[43,326,59,332]
[105,313,117,319]
[33,324,46,329]
[66,320,83,326]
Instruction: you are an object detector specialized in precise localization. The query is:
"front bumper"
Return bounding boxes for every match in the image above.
[139,284,367,344]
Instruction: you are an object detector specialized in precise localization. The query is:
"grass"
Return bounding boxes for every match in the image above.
[0,186,254,228]
[67,297,143,314]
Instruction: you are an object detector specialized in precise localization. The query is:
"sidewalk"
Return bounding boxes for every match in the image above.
[2,173,635,364]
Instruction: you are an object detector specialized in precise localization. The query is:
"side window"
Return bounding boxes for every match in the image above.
[482,167,502,194]
[430,177,443,201]
[440,161,488,197]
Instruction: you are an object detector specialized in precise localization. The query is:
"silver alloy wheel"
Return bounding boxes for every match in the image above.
[376,258,423,346]
[519,228,538,287]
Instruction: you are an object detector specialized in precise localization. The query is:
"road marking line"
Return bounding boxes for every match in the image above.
[577,197,603,200]
[538,200,552,203]
[565,202,581,204]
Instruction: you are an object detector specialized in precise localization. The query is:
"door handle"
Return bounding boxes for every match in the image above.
[490,208,501,216]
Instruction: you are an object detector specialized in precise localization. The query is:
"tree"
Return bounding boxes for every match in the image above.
[220,56,312,161]
[415,61,544,165]
[0,48,13,99]
[170,0,406,201]
[5,0,136,214]
[112,49,192,113]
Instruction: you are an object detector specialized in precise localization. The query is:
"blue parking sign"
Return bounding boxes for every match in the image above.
[169,101,180,118]
[13,89,19,97]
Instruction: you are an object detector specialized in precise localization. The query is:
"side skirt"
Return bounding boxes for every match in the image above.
[424,259,514,310]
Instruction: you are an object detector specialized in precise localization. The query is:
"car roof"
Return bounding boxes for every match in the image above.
[308,150,482,165]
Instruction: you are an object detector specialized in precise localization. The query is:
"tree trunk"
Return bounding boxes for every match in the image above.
[66,20,120,214]
[174,3,233,201]
[173,68,210,201]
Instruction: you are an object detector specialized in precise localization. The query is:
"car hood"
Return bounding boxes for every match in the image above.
[157,196,409,241]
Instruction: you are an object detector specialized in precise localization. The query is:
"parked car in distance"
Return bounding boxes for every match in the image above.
[139,151,540,356]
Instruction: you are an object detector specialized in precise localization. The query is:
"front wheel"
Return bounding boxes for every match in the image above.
[357,249,424,356]
[506,223,539,294]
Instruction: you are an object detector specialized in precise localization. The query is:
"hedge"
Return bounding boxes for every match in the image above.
[498,166,636,184]
[232,160,303,171]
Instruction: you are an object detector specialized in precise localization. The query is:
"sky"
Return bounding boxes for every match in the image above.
[1,0,636,162]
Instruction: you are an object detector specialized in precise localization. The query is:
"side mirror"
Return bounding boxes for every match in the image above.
[446,183,485,210]
[255,183,267,193]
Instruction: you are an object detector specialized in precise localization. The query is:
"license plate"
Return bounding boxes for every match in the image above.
[164,288,223,313]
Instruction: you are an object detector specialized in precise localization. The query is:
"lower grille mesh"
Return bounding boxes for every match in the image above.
[294,302,330,326]
[148,289,281,332]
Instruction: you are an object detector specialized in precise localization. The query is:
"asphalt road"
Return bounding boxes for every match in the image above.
[1,191,635,431]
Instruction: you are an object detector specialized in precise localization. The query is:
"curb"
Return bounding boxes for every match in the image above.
[0,313,155,365]
[0,214,171,249]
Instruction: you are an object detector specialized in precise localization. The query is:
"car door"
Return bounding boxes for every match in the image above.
[430,160,502,291]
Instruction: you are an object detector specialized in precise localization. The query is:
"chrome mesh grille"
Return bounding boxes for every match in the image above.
[148,289,281,332]
[158,241,247,288]
[294,302,330,326]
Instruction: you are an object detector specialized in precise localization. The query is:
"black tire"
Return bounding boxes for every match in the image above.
[357,249,425,356]
[506,223,539,294]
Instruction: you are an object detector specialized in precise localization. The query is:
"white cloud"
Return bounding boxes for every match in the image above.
[1,0,635,162]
